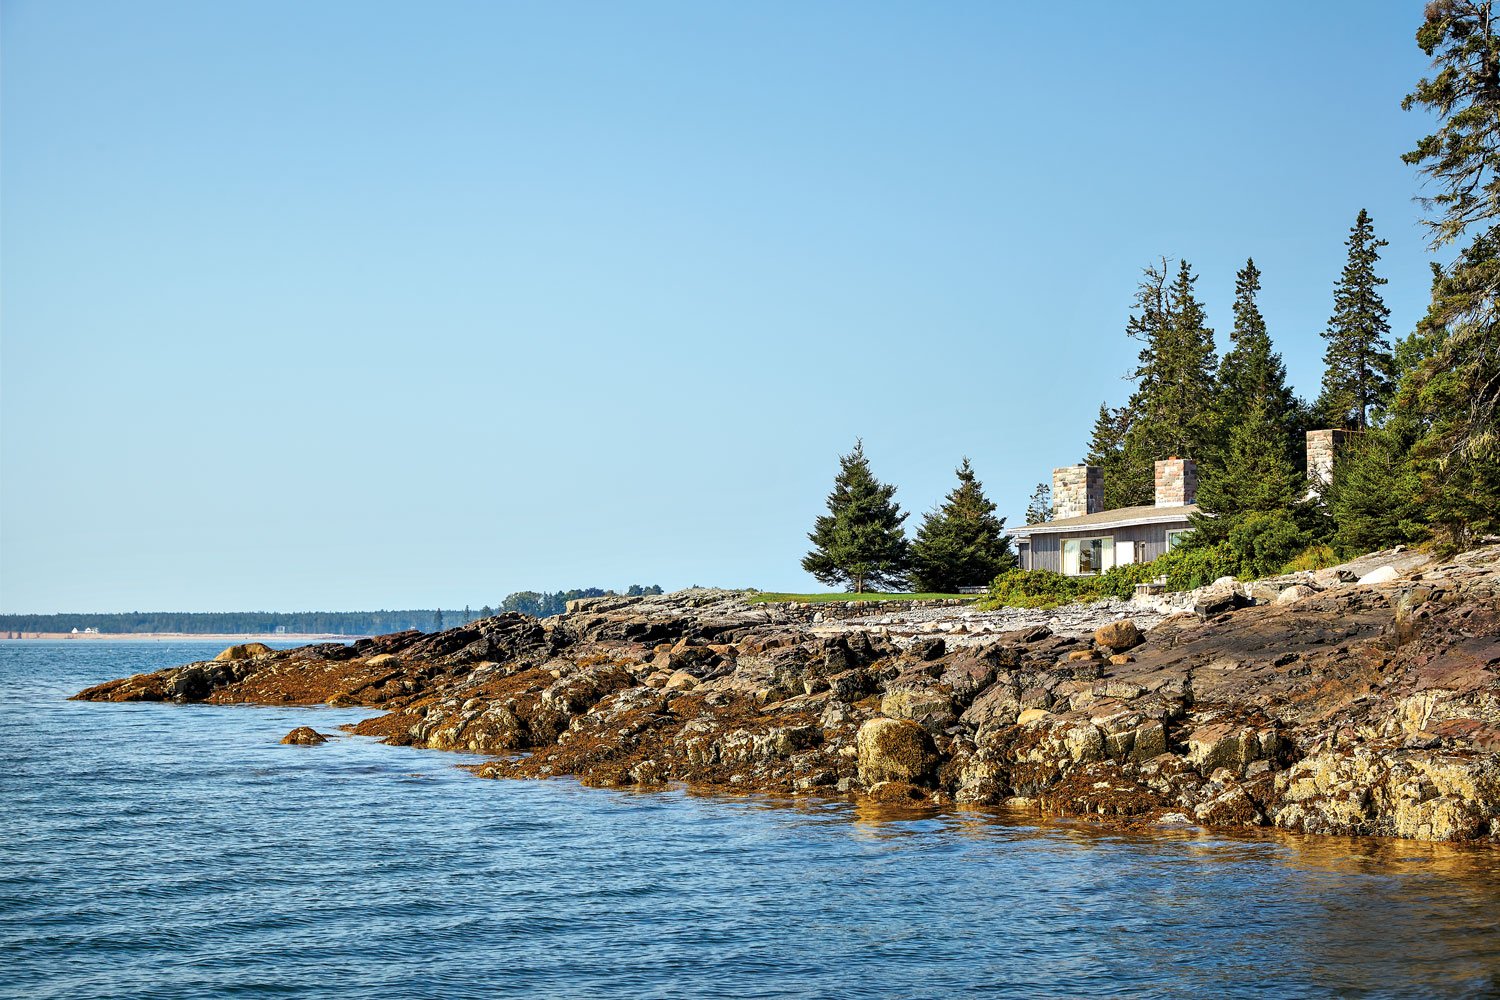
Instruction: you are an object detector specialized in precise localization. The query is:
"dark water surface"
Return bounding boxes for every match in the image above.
[4,641,1499,999]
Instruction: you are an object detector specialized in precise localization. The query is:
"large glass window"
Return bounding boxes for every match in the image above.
[1166,529,1192,551]
[1061,536,1114,576]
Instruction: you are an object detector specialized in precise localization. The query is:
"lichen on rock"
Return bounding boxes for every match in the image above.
[69,549,1500,844]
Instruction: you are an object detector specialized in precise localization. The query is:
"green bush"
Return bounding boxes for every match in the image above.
[1092,561,1162,599]
[1150,542,1238,591]
[1282,544,1338,574]
[982,560,1163,609]
[1225,510,1309,579]
[981,569,1083,609]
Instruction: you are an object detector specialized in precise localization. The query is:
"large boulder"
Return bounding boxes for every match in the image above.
[1093,620,1144,653]
[856,718,938,786]
[1357,565,1400,586]
[215,642,273,662]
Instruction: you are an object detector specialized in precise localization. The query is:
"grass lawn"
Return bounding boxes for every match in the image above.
[744,592,973,604]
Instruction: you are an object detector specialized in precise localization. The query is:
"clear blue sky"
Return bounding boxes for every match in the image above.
[1,1,1443,612]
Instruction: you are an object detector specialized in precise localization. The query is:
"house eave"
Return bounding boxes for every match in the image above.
[1012,511,1202,538]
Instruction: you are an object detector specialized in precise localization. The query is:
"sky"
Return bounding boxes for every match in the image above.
[1,0,1449,612]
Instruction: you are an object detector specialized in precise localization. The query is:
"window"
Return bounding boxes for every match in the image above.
[1166,529,1192,551]
[1061,536,1114,576]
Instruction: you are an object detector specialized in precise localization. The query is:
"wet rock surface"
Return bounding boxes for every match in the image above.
[74,548,1500,843]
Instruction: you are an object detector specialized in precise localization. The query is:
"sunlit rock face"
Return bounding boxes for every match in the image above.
[75,547,1500,844]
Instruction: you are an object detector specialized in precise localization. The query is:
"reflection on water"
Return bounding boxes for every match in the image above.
[2,641,1497,999]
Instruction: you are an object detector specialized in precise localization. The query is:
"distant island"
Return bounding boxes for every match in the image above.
[0,585,663,638]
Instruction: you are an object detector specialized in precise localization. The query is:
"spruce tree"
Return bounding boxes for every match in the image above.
[1325,426,1426,558]
[1117,258,1220,504]
[909,458,1012,592]
[1403,2,1500,469]
[802,440,910,593]
[1316,209,1396,430]
[1193,400,1304,543]
[1213,259,1301,466]
[1024,482,1053,524]
[1085,403,1133,510]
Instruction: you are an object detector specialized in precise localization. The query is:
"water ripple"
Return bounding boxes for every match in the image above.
[3,641,1499,999]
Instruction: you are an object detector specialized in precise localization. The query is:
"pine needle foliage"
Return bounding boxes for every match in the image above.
[802,440,910,593]
[1024,482,1053,525]
[1115,259,1220,506]
[1212,259,1302,468]
[1316,209,1397,430]
[909,458,1013,592]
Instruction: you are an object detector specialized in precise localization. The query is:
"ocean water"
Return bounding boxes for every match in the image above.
[3,641,1499,999]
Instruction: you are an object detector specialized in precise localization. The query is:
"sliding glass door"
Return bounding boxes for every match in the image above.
[1061,536,1114,576]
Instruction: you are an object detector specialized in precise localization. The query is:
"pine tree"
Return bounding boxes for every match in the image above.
[1316,210,1396,430]
[1085,403,1134,510]
[1325,426,1426,558]
[1403,2,1500,465]
[909,458,1013,592]
[1377,3,1500,552]
[802,440,910,593]
[1024,482,1052,524]
[1117,258,1220,506]
[1213,259,1301,467]
[1193,400,1305,543]
[432,608,443,632]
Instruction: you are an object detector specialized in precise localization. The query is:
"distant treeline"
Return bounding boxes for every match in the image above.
[494,585,662,620]
[2,585,665,635]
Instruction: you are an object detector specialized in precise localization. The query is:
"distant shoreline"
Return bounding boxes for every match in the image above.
[1,633,363,642]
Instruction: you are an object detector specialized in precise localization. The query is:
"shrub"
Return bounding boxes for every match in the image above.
[1151,542,1238,591]
[1225,510,1309,579]
[982,540,1251,611]
[1282,544,1338,574]
[1092,561,1162,599]
[982,561,1162,609]
[981,569,1082,609]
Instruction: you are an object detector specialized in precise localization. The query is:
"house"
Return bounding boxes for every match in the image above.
[1012,458,1199,576]
[1012,430,1346,577]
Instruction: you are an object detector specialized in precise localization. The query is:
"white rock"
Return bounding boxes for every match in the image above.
[1275,585,1313,605]
[1358,565,1400,586]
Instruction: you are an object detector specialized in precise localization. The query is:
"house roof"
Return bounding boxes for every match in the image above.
[1012,503,1200,537]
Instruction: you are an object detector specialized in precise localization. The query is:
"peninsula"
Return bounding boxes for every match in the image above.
[76,543,1500,844]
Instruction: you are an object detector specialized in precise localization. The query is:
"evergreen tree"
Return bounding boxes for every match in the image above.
[1085,403,1133,509]
[1325,426,1427,558]
[1024,482,1052,524]
[1316,209,1396,430]
[1192,400,1305,544]
[802,440,910,593]
[432,608,443,632]
[908,458,1013,592]
[1213,259,1301,466]
[1403,2,1500,467]
[1116,258,1220,505]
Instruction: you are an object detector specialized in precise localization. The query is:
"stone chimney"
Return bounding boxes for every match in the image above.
[1154,457,1197,507]
[1052,465,1103,520]
[1306,429,1350,491]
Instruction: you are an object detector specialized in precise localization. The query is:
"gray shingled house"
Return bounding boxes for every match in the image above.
[1012,431,1344,577]
[1012,458,1199,576]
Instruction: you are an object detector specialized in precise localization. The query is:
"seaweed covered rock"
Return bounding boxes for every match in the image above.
[71,546,1500,843]
[856,718,938,786]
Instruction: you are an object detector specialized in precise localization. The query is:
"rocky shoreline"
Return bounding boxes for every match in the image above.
[75,546,1500,843]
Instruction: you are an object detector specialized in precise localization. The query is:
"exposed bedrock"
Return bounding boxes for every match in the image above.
[74,548,1500,843]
